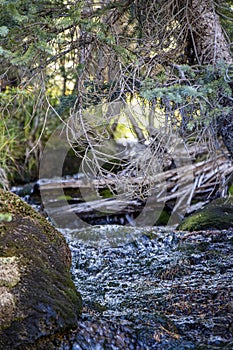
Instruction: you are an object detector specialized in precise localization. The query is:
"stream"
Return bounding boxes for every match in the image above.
[58,226,233,349]
[13,184,233,349]
[60,226,233,350]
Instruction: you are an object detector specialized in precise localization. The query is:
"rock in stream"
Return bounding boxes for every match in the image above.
[0,189,82,349]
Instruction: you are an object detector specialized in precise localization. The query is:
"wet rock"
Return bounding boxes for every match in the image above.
[0,189,82,349]
[177,197,233,231]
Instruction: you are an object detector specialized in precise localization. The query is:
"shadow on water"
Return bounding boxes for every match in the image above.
[58,225,233,349]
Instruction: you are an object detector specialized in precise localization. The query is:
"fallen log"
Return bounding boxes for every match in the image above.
[37,154,232,226]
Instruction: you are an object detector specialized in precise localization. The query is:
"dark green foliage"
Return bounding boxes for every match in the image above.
[0,0,232,185]
[140,64,232,134]
[0,0,79,68]
[57,95,77,115]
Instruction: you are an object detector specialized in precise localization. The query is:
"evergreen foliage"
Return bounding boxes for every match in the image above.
[0,0,232,186]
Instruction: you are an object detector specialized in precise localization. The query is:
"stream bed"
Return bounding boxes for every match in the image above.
[12,183,233,349]
[53,225,233,349]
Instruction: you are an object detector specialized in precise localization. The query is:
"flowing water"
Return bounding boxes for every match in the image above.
[12,184,233,349]
[57,225,233,349]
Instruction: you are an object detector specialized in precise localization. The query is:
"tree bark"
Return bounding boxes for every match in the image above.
[191,0,232,65]
[190,0,233,159]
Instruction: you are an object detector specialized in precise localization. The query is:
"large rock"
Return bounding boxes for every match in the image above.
[0,189,82,349]
[177,197,233,231]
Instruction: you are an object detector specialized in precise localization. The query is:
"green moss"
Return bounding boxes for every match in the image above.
[0,188,68,249]
[99,188,114,199]
[229,186,233,195]
[56,195,73,201]
[155,209,170,226]
[177,197,233,231]
[0,189,82,347]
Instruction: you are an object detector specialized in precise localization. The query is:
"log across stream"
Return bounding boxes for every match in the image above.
[31,153,233,228]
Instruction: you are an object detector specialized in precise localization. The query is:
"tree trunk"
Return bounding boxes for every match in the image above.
[191,0,232,65]
[190,0,233,159]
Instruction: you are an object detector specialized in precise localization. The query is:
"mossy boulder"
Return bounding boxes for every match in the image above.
[0,189,82,349]
[177,197,233,231]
